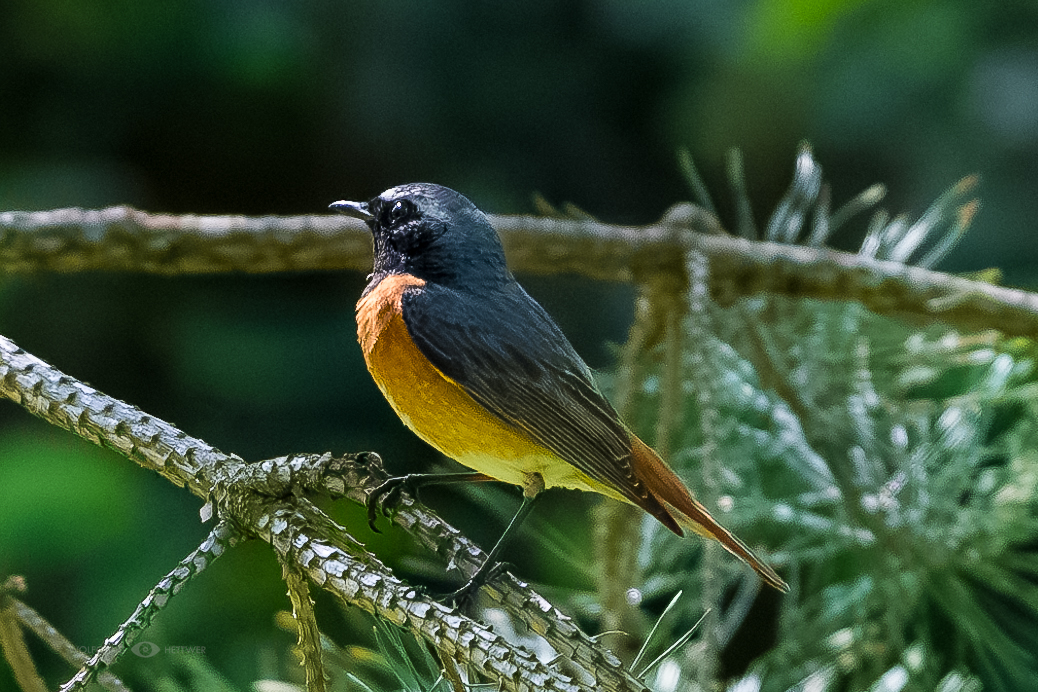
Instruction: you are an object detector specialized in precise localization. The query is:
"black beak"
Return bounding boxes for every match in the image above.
[329,199,374,221]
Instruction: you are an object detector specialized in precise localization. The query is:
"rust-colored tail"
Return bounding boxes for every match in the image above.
[630,436,788,592]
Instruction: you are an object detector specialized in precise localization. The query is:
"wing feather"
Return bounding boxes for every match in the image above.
[401,282,645,502]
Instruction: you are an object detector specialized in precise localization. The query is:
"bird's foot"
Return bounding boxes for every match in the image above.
[365,474,423,532]
[438,560,510,608]
[355,451,385,473]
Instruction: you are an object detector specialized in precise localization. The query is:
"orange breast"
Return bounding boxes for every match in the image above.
[356,274,594,493]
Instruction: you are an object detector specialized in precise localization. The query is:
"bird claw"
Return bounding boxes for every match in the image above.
[365,474,420,532]
[355,451,383,471]
[438,560,511,607]
[482,560,510,584]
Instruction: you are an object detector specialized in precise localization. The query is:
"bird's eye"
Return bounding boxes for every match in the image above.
[384,199,415,226]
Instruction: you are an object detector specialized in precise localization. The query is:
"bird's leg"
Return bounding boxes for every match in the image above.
[443,491,541,606]
[366,471,496,532]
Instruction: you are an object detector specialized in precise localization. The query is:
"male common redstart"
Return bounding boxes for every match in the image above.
[330,184,786,597]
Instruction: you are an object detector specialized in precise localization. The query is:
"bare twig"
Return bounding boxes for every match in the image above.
[1,579,47,692]
[593,281,658,656]
[283,563,327,692]
[2,204,1035,337]
[7,597,131,692]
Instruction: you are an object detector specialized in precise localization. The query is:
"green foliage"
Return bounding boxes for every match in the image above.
[271,611,452,692]
[142,652,239,692]
[0,426,139,563]
[618,150,1038,690]
[710,302,1036,691]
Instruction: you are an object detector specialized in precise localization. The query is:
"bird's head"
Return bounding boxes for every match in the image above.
[330,183,511,292]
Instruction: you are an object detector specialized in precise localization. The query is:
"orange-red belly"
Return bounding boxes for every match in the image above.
[356,274,597,494]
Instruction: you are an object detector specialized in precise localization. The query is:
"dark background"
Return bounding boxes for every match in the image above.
[2,1,1037,688]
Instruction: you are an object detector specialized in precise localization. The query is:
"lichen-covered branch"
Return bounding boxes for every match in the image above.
[0,335,239,497]
[0,335,647,692]
[250,497,586,692]
[0,207,373,274]
[2,204,1036,338]
[60,521,240,692]
[211,453,646,692]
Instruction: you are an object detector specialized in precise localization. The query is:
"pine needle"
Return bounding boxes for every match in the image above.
[637,610,710,679]
[630,590,683,672]
[765,143,822,243]
[678,147,717,216]
[727,148,758,239]
[830,184,886,232]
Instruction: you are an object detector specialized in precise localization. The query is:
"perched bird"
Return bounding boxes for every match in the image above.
[330,184,786,597]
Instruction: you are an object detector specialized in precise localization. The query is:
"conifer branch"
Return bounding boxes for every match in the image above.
[255,453,644,692]
[682,248,724,686]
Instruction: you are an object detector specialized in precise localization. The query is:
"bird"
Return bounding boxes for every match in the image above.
[330,183,787,599]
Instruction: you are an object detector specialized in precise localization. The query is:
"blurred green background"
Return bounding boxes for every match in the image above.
[2,0,1038,689]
